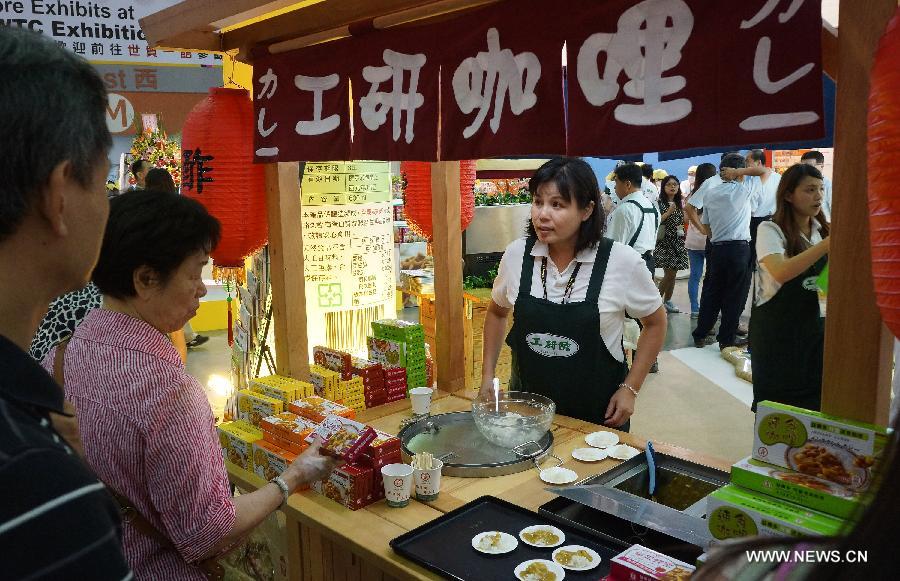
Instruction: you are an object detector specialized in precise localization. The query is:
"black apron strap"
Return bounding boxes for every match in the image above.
[624,200,659,248]
[586,239,613,304]
[518,237,538,299]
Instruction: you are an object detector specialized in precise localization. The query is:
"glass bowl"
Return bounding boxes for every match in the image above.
[471,391,555,448]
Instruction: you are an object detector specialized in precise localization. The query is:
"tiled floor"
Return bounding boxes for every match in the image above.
[187,275,757,464]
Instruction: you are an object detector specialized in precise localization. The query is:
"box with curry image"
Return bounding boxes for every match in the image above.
[237,389,284,427]
[218,421,263,471]
[753,401,891,491]
[311,464,374,511]
[252,440,298,482]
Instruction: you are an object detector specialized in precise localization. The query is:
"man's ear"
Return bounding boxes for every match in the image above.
[133,265,160,297]
[39,161,73,237]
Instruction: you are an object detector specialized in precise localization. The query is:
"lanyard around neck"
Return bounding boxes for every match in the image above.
[541,257,581,304]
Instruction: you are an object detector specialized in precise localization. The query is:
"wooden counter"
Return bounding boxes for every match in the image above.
[227,391,730,581]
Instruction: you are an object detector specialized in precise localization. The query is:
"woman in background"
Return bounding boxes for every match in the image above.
[684,163,716,319]
[654,175,689,313]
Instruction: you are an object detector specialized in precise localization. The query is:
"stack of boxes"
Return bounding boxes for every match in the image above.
[250,374,315,404]
[371,319,428,390]
[352,357,386,408]
[217,420,263,471]
[313,346,352,380]
[383,366,408,403]
[236,390,284,427]
[340,376,366,414]
[288,396,355,422]
[308,364,341,402]
[705,401,886,541]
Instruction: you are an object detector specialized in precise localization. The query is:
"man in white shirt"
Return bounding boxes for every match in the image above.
[607,163,660,274]
[800,150,833,220]
[691,153,754,350]
[639,163,659,204]
[680,166,696,197]
[743,149,781,269]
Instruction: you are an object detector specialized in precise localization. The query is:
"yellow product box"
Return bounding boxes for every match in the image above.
[218,421,263,470]
[252,439,298,482]
[309,365,340,399]
[251,375,316,403]
[237,389,284,427]
[340,377,365,397]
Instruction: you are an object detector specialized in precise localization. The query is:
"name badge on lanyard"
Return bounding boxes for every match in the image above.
[526,333,580,358]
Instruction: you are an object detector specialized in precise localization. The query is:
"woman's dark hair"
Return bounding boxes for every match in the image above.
[691,163,717,195]
[93,190,221,298]
[695,410,900,581]
[772,163,830,258]
[526,157,604,253]
[658,175,682,208]
[144,168,177,193]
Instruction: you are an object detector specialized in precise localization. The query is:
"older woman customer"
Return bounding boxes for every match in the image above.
[43,190,336,579]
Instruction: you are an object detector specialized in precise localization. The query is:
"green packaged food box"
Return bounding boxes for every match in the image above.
[371,319,425,343]
[707,485,845,540]
[753,401,890,491]
[731,457,865,520]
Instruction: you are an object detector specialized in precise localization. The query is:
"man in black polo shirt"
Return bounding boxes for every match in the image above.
[0,28,131,579]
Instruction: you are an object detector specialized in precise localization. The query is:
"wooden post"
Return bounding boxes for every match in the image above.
[430,162,467,392]
[265,162,311,381]
[821,0,896,425]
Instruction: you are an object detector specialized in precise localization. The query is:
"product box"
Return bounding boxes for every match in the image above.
[382,365,406,381]
[351,357,383,380]
[237,389,284,427]
[609,544,695,581]
[218,421,264,471]
[250,375,315,403]
[259,412,319,446]
[288,396,355,423]
[386,391,408,403]
[252,439,298,482]
[753,401,890,491]
[371,319,425,343]
[306,415,376,462]
[308,364,341,400]
[706,485,846,540]
[367,336,407,368]
[313,346,353,380]
[313,464,375,510]
[730,456,866,520]
[262,430,307,455]
[364,428,401,458]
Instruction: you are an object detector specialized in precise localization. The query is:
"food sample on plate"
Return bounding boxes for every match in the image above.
[607,444,640,460]
[584,431,619,448]
[519,525,565,547]
[571,447,608,462]
[471,531,517,554]
[552,545,600,570]
[514,559,564,581]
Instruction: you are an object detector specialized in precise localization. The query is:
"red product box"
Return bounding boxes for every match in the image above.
[313,346,353,380]
[382,366,406,380]
[364,429,401,458]
[307,415,377,463]
[313,463,374,510]
[386,392,408,403]
[609,545,695,580]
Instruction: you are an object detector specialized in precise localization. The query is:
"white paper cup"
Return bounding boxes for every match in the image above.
[381,463,414,507]
[409,387,433,415]
[414,458,443,501]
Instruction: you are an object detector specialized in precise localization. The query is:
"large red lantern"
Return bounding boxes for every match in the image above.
[182,88,268,282]
[401,161,476,242]
[868,5,900,339]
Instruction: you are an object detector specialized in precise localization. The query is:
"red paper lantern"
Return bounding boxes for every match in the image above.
[182,88,268,281]
[401,161,476,242]
[868,5,900,339]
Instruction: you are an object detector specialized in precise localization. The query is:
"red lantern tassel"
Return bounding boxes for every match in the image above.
[227,295,234,346]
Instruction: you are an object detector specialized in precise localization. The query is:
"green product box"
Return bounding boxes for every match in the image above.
[707,485,845,541]
[753,401,890,492]
[371,319,424,343]
[731,457,865,520]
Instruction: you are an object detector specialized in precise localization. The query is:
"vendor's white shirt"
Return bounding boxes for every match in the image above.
[641,177,658,203]
[746,171,781,217]
[822,176,833,220]
[754,220,824,306]
[606,191,660,254]
[700,180,753,243]
[491,238,662,362]
[686,174,723,210]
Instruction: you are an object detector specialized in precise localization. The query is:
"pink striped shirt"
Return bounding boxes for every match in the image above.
[43,309,235,580]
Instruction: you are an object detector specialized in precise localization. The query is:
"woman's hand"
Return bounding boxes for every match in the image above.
[604,386,636,427]
[284,435,340,491]
[478,376,500,401]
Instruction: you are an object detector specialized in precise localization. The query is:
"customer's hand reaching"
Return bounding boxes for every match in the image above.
[283,435,340,491]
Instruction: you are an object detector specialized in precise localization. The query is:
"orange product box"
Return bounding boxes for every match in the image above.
[312,464,374,510]
[252,439,298,482]
[259,412,319,445]
[237,389,284,427]
[262,430,308,455]
[313,346,353,380]
[288,396,355,423]
[218,421,263,471]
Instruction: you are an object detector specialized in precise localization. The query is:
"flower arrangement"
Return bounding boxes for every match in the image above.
[129,127,182,187]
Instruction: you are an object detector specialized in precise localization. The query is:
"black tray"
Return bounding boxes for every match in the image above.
[390,495,625,580]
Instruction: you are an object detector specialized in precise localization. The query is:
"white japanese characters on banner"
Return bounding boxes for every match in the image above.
[301,162,395,314]
[1,0,221,65]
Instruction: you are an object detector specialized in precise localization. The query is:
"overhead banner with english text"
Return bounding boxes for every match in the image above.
[252,0,823,161]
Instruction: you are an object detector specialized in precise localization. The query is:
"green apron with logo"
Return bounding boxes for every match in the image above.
[748,255,827,412]
[506,237,629,429]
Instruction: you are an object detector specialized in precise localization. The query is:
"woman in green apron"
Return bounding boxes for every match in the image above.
[479,158,666,429]
[749,163,830,411]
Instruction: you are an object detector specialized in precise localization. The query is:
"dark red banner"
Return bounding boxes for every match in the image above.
[252,0,823,162]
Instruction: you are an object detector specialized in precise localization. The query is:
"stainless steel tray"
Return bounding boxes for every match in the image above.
[398,411,555,477]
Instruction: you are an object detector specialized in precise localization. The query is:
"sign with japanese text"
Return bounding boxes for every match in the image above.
[0,0,221,65]
[301,162,395,313]
[253,0,823,161]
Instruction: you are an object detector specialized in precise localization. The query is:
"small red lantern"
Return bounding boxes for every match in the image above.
[868,5,900,339]
[401,161,476,242]
[182,88,267,345]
